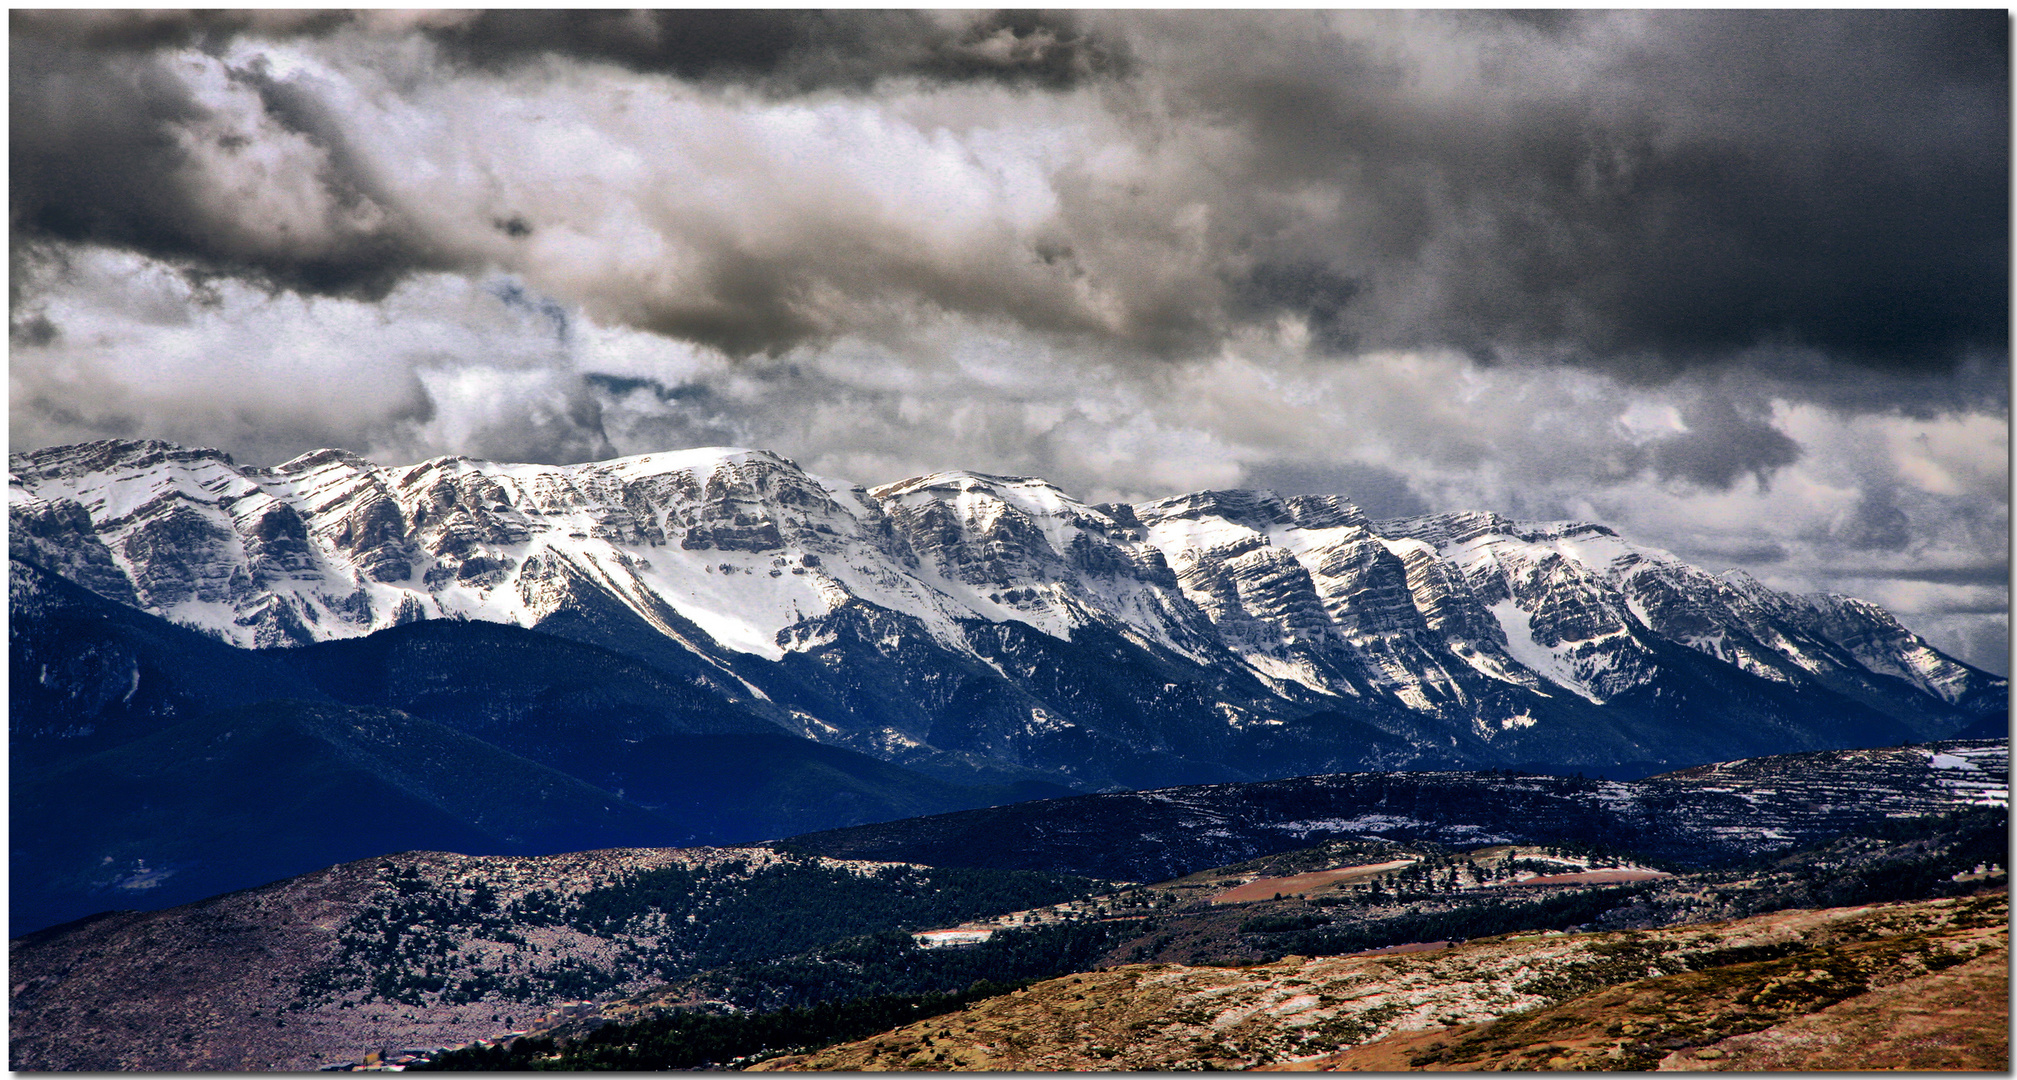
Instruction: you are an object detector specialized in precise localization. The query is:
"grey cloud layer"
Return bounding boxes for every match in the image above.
[11,9,2006,369]
[422,9,1128,92]
[11,10,1126,90]
[1194,10,2011,374]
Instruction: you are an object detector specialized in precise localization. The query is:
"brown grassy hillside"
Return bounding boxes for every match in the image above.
[755,891,2007,1072]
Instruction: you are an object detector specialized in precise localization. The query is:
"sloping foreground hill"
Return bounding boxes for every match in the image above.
[754,891,2008,1071]
[1290,924,2009,1071]
[7,847,1098,1071]
[776,740,2010,880]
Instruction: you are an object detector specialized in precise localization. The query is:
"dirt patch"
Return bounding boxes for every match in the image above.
[1213,861,1417,904]
[1345,941,1454,958]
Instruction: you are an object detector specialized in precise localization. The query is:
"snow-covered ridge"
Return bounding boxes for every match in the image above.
[11,439,2001,742]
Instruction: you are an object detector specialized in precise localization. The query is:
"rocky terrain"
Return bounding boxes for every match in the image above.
[1006,805,2008,972]
[755,892,2008,1071]
[13,439,2003,793]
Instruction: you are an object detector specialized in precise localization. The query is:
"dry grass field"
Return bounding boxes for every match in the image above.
[757,891,2007,1072]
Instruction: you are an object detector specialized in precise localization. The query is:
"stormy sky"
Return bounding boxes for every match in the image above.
[10,10,2009,672]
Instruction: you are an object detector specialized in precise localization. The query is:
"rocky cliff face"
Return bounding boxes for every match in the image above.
[10,439,2004,786]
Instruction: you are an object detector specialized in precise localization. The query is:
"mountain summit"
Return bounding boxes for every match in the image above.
[11,439,2003,789]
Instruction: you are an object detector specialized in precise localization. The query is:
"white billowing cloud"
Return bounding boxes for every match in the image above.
[15,248,419,454]
[171,66,352,256]
[1780,406,2008,504]
[11,250,607,465]
[216,39,1151,357]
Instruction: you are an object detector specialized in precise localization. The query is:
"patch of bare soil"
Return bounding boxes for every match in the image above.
[1345,940,1453,958]
[1213,861,1418,904]
[1519,869,1672,886]
[758,892,2007,1072]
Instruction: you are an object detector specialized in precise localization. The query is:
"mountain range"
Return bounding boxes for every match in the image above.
[12,438,2002,787]
[9,438,2006,931]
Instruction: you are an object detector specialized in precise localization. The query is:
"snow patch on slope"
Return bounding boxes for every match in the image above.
[1488,600,1603,704]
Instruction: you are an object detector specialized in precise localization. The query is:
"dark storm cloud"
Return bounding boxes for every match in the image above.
[1840,495,1913,553]
[1646,397,1802,491]
[1230,262,1363,353]
[1240,459,1430,520]
[9,10,1136,360]
[8,9,352,52]
[9,37,448,299]
[1703,349,2010,421]
[1683,540,1791,566]
[1161,9,2007,376]
[1519,9,2010,373]
[12,311,59,347]
[10,41,203,252]
[625,247,833,360]
[9,9,1131,95]
[419,10,1129,92]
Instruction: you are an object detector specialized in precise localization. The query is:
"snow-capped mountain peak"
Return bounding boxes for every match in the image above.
[11,439,2003,787]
